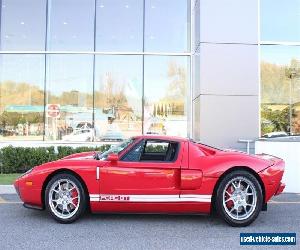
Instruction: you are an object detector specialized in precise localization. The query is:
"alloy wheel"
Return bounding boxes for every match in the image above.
[48,179,81,220]
[222,176,257,221]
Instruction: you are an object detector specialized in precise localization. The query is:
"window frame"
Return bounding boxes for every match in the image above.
[121,138,180,163]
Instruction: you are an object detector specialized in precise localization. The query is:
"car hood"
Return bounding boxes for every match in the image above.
[62,152,96,160]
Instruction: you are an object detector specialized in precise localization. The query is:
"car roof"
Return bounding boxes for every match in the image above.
[133,135,189,142]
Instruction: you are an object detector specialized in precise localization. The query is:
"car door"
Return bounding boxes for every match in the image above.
[98,139,183,204]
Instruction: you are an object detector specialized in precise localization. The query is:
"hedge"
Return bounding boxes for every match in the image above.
[0,145,111,174]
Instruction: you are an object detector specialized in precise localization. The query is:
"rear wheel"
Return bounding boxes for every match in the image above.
[215,170,263,227]
[45,173,87,223]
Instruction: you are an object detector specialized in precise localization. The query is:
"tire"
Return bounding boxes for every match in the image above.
[215,170,263,227]
[45,173,87,223]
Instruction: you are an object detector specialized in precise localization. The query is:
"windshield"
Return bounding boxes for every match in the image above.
[97,138,135,160]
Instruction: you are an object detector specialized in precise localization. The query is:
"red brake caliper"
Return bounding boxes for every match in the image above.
[225,185,234,209]
[71,189,79,207]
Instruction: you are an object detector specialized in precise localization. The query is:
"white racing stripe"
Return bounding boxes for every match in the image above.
[90,194,100,198]
[89,194,211,203]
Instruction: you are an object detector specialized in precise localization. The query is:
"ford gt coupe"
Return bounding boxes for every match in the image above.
[14,135,285,226]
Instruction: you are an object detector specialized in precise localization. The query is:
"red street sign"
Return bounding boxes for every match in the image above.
[47,104,60,118]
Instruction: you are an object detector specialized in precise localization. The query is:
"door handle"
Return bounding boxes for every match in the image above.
[96,166,100,180]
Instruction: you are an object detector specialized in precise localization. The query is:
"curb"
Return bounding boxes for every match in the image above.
[0,185,16,194]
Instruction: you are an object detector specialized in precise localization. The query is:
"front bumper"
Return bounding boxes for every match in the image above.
[13,173,44,209]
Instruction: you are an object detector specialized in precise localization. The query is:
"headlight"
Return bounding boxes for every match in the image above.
[19,167,34,178]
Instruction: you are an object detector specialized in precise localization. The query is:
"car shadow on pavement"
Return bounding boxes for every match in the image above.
[3,193,300,229]
[24,207,226,226]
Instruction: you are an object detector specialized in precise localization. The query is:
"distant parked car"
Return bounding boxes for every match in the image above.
[262,131,288,138]
[100,129,124,141]
[62,128,94,142]
[75,122,93,130]
[0,128,15,136]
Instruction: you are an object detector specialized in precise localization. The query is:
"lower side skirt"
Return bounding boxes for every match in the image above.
[90,211,210,216]
[90,201,211,214]
[23,203,44,211]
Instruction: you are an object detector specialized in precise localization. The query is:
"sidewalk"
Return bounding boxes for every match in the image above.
[0,185,16,194]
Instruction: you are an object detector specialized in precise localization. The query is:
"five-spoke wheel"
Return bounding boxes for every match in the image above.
[215,170,262,227]
[45,173,87,223]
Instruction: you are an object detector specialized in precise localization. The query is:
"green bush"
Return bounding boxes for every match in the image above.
[0,146,57,174]
[56,145,111,159]
[57,146,76,159]
[0,145,111,174]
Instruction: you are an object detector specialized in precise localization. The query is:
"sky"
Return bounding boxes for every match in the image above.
[0,0,189,52]
[261,45,300,66]
[261,0,300,42]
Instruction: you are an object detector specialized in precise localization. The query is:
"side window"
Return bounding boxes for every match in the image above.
[144,141,168,153]
[121,140,144,162]
[140,140,179,162]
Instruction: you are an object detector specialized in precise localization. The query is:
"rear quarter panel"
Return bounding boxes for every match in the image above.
[188,142,283,203]
[188,142,272,177]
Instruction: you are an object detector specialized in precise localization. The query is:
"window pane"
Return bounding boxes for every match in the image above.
[0,55,45,141]
[96,0,143,52]
[45,55,93,141]
[121,140,144,162]
[261,0,300,42]
[95,55,143,140]
[0,0,46,50]
[145,0,190,52]
[47,0,95,51]
[144,141,169,153]
[144,56,189,136]
[261,45,300,137]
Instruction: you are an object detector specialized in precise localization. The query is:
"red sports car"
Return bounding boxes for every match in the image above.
[14,135,285,226]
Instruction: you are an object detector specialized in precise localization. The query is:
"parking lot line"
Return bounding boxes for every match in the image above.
[0,196,22,204]
[0,196,5,203]
[269,200,300,204]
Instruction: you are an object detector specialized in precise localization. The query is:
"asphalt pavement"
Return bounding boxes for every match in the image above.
[0,193,299,250]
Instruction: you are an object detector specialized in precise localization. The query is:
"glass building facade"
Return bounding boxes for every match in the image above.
[0,0,191,142]
[260,0,300,136]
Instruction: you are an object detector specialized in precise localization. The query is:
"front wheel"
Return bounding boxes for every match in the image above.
[45,173,87,223]
[215,170,263,227]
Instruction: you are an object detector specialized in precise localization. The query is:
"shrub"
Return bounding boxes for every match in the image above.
[0,144,111,174]
[57,145,111,159]
[57,146,76,159]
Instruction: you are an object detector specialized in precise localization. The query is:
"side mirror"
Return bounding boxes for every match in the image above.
[107,153,119,162]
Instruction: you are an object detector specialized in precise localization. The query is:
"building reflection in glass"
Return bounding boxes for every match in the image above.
[144,56,189,137]
[95,55,143,140]
[261,45,300,137]
[45,54,93,141]
[0,0,191,142]
[0,55,45,140]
